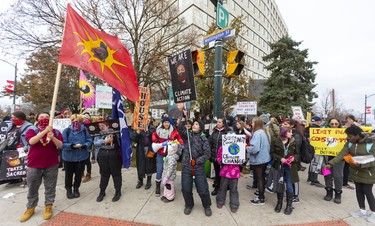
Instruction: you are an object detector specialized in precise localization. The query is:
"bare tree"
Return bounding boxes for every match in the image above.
[0,0,199,108]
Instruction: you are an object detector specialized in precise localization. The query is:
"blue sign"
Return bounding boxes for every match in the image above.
[203,28,232,45]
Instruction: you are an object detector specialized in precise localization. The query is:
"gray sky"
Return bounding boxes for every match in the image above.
[1,1,375,119]
[276,0,375,119]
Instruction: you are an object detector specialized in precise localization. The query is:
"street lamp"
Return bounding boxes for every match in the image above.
[0,59,17,113]
[364,93,375,125]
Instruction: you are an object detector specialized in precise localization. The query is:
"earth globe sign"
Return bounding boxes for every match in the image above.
[228,143,240,155]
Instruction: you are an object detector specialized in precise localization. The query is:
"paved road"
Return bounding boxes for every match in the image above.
[0,163,373,226]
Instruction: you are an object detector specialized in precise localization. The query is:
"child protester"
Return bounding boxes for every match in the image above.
[216,144,240,213]
[161,141,180,202]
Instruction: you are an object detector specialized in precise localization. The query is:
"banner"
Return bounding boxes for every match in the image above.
[85,119,120,137]
[5,80,14,93]
[133,87,150,130]
[95,85,112,109]
[309,128,347,156]
[168,49,196,103]
[0,150,27,180]
[79,70,96,109]
[222,134,246,164]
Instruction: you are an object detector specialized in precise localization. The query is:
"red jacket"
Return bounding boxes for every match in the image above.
[152,129,183,156]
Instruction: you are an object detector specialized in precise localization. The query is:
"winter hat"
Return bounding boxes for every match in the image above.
[346,115,356,121]
[311,116,321,122]
[193,119,204,132]
[12,111,26,121]
[162,117,170,123]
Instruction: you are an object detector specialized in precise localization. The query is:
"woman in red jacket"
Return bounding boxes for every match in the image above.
[152,117,183,197]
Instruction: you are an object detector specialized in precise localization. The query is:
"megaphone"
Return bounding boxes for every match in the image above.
[152,141,168,153]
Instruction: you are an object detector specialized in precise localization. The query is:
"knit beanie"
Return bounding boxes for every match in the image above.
[12,111,26,121]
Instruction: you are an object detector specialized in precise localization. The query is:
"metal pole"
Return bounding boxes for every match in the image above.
[13,63,18,112]
[365,94,367,125]
[213,39,223,119]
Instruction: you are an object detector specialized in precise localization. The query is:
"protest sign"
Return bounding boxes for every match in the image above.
[222,134,246,164]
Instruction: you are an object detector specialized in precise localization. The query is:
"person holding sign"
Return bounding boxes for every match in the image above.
[180,120,212,216]
[270,127,299,215]
[325,125,375,223]
[21,112,63,222]
[247,117,271,206]
[62,114,92,199]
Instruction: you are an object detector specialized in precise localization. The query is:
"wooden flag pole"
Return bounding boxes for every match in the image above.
[49,63,63,125]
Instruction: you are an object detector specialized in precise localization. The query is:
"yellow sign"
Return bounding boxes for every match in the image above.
[309,128,347,156]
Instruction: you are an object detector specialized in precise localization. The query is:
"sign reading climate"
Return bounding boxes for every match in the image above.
[309,128,347,156]
[222,134,246,164]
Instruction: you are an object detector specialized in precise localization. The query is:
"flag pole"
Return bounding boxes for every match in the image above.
[49,63,63,125]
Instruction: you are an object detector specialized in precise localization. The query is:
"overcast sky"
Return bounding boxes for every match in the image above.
[275,0,375,119]
[1,1,375,119]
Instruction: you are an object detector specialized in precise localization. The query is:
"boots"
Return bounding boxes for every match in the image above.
[145,176,152,190]
[112,190,121,202]
[66,188,74,199]
[43,204,53,220]
[275,192,283,213]
[96,190,106,202]
[324,187,333,201]
[155,181,161,197]
[136,177,143,189]
[334,189,342,204]
[73,188,80,198]
[284,192,293,215]
[20,207,35,222]
[82,173,91,183]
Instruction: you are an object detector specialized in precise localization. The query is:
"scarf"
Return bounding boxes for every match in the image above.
[72,121,82,132]
[156,124,174,139]
[37,118,49,131]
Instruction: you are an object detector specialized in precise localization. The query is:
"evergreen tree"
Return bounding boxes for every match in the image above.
[259,36,318,117]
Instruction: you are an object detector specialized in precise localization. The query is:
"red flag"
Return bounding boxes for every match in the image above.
[59,4,138,102]
[6,80,14,93]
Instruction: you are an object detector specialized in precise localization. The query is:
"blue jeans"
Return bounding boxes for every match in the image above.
[282,166,293,193]
[156,153,164,181]
[181,166,211,209]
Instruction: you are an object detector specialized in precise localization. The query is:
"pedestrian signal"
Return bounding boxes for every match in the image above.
[191,50,205,77]
[227,50,244,78]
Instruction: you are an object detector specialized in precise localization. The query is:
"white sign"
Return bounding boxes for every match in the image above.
[236,101,257,115]
[291,106,305,121]
[222,134,246,164]
[96,85,112,109]
[53,118,71,133]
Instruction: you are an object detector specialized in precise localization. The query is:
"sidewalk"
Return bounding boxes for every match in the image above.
[0,163,372,226]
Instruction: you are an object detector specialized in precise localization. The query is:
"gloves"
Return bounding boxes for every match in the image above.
[70,144,78,149]
[165,183,171,190]
[162,177,168,185]
[81,145,87,150]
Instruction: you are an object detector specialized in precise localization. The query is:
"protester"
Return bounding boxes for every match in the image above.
[322,118,345,204]
[133,115,156,190]
[181,120,212,216]
[324,125,375,223]
[209,118,228,196]
[160,141,180,203]
[28,112,36,125]
[94,121,122,202]
[62,114,92,199]
[81,113,92,182]
[20,112,63,222]
[152,117,183,197]
[342,115,359,190]
[271,127,299,215]
[306,116,324,187]
[247,116,271,205]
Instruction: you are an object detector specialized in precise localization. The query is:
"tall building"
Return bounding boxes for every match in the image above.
[177,0,288,80]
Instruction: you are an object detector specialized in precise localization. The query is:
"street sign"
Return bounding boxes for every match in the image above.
[217,3,229,28]
[203,27,232,45]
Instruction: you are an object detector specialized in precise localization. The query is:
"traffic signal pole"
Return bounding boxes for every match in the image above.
[213,39,223,119]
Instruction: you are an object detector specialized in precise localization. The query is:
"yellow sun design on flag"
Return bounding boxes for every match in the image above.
[73,27,127,87]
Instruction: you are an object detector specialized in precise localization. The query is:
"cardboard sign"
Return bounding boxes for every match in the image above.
[85,119,120,137]
[133,87,150,130]
[222,134,246,164]
[0,150,27,180]
[236,102,257,115]
[292,106,305,121]
[168,49,196,103]
[53,118,71,133]
[309,128,347,156]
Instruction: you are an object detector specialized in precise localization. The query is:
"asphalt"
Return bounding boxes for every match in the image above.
[0,162,373,226]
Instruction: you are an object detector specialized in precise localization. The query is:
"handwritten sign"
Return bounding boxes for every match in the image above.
[95,85,112,109]
[236,102,257,115]
[222,134,246,164]
[53,118,71,133]
[0,150,27,180]
[309,128,347,156]
[292,106,305,121]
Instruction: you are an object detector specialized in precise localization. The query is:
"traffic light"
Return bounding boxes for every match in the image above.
[227,50,245,78]
[191,50,205,77]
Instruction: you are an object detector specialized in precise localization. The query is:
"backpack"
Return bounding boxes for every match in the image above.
[300,137,315,164]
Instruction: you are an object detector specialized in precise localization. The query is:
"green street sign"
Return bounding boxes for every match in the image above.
[216,3,229,29]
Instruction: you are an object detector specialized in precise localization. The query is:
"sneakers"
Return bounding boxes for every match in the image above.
[254,189,259,196]
[310,181,324,188]
[211,189,218,196]
[184,207,192,215]
[367,212,375,223]
[20,207,35,222]
[292,196,300,203]
[43,204,53,220]
[250,197,265,205]
[343,184,355,190]
[249,171,253,177]
[351,209,368,218]
[204,208,212,217]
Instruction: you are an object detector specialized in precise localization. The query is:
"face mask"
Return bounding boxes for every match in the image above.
[12,118,25,126]
[72,121,82,131]
[37,118,49,131]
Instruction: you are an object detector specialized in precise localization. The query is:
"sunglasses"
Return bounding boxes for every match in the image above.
[330,123,339,126]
